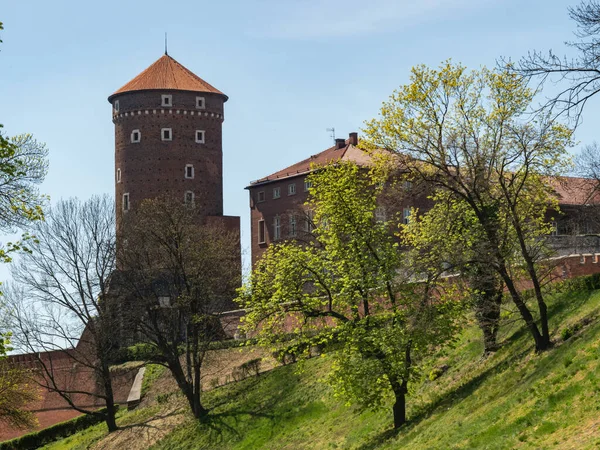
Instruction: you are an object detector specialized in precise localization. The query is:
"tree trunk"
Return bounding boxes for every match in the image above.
[100,361,118,432]
[392,386,406,429]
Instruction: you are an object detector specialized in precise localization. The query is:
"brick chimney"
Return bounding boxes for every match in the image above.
[348,132,358,146]
[335,138,346,149]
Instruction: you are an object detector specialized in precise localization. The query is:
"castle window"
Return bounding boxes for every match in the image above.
[375,206,387,222]
[162,128,172,141]
[196,97,205,109]
[273,215,281,240]
[131,129,141,143]
[273,187,280,199]
[304,180,312,192]
[288,183,296,196]
[257,191,265,203]
[289,214,297,237]
[185,164,194,179]
[184,191,195,207]
[403,208,411,225]
[258,219,266,244]
[116,168,121,183]
[304,209,314,232]
[122,193,130,212]
[195,130,205,144]
[161,95,172,107]
[114,100,120,112]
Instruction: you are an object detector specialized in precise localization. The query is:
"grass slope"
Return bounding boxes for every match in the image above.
[46,285,600,449]
[154,287,600,450]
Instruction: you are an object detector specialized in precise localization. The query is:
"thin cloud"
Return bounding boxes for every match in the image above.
[249,0,490,39]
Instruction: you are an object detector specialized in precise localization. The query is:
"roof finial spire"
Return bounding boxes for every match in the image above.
[164,32,168,55]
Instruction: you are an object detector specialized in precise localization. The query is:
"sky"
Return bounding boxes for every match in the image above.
[0,0,597,278]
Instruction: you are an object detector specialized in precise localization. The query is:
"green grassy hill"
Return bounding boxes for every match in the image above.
[45,284,600,449]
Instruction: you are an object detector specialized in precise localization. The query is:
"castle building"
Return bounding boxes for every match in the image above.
[107,52,239,236]
[246,134,600,267]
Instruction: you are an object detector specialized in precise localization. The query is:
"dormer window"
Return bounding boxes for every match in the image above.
[114,100,120,112]
[162,128,172,141]
[185,164,194,179]
[196,97,205,109]
[161,95,172,107]
[195,130,205,144]
[131,130,141,143]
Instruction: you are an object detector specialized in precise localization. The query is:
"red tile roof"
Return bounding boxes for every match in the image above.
[248,140,374,186]
[109,54,227,100]
[549,176,600,206]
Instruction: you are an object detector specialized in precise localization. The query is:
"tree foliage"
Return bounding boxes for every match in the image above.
[363,62,573,352]
[239,162,462,428]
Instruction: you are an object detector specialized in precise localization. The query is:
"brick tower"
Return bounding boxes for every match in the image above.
[108,53,229,222]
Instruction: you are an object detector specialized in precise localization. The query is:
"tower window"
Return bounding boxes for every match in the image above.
[185,164,194,179]
[273,187,280,199]
[273,215,281,240]
[288,183,296,196]
[258,219,266,244]
[161,95,172,107]
[257,191,265,203]
[196,97,205,109]
[184,191,195,207]
[122,193,130,212]
[162,128,172,141]
[131,129,141,143]
[195,130,205,144]
[116,168,121,183]
[114,100,120,112]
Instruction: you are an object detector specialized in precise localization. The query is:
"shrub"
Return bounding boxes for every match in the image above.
[0,407,117,450]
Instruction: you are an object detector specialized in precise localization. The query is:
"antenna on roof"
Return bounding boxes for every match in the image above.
[326,127,336,143]
[164,32,168,55]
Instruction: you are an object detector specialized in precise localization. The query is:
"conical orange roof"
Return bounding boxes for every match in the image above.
[108,54,227,101]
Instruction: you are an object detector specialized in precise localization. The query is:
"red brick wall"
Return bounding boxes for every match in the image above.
[111,90,226,223]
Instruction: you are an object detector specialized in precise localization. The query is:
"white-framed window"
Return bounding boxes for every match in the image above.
[304,209,314,232]
[116,168,121,183]
[185,164,194,179]
[304,180,312,192]
[273,215,281,240]
[184,191,195,207]
[122,193,130,212]
[161,128,172,141]
[258,219,266,244]
[257,191,265,203]
[195,130,205,144]
[403,207,411,225]
[580,254,586,264]
[273,187,280,199]
[114,100,120,112]
[161,94,172,107]
[196,97,205,109]
[158,297,171,308]
[288,183,296,196]
[131,129,141,143]
[289,215,297,237]
[375,206,387,222]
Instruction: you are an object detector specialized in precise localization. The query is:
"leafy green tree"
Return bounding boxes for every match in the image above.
[239,162,462,428]
[363,62,573,352]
